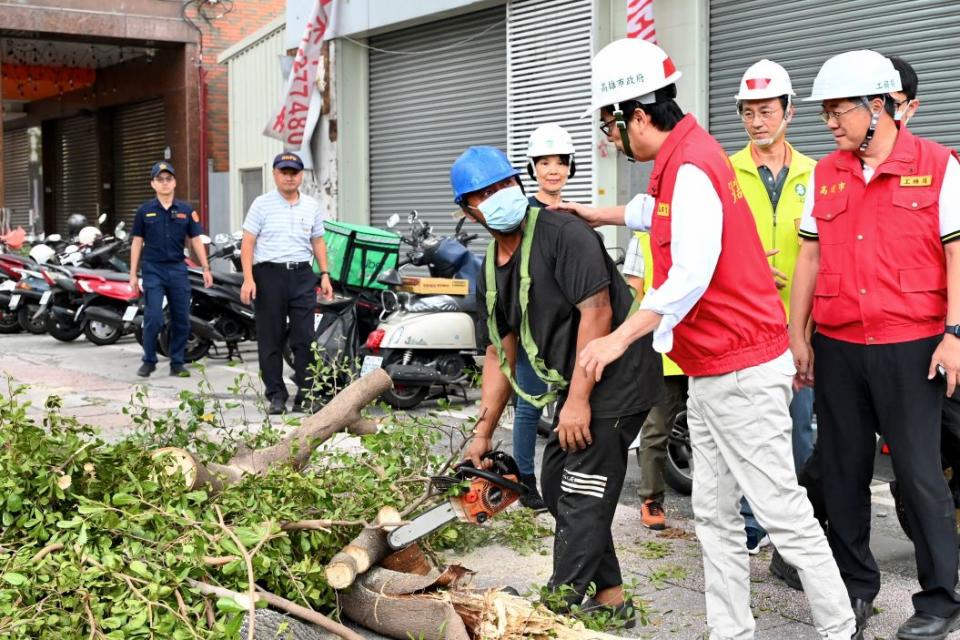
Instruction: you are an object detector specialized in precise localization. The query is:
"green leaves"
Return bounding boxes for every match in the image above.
[2,572,28,586]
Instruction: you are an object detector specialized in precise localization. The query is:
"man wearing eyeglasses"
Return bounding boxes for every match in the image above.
[129,162,213,379]
[791,50,960,640]
[728,60,818,562]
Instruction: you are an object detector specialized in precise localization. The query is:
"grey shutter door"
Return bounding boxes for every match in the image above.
[709,0,960,158]
[54,114,99,234]
[2,128,32,229]
[368,6,507,241]
[113,99,168,227]
[507,0,593,204]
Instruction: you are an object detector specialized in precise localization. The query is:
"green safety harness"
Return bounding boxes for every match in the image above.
[484,207,567,408]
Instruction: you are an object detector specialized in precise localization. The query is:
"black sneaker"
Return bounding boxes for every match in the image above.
[169,364,190,377]
[137,362,156,377]
[268,397,287,415]
[518,474,547,512]
[769,548,803,591]
[292,397,319,414]
[581,597,638,630]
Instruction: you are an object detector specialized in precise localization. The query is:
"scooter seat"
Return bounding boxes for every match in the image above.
[72,267,129,282]
[214,271,245,287]
[403,294,476,314]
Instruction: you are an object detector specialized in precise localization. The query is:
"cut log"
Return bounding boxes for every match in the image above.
[338,566,473,640]
[324,506,402,589]
[150,369,392,490]
[345,417,379,436]
[380,543,432,576]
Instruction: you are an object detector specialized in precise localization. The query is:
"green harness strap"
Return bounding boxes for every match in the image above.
[484,207,568,408]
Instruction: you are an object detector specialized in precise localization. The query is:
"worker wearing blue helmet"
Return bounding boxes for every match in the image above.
[455,145,663,624]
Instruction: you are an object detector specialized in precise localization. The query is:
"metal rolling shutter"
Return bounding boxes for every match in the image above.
[113,99,168,227]
[709,0,960,159]
[368,6,507,240]
[54,114,99,234]
[2,128,32,229]
[507,0,593,204]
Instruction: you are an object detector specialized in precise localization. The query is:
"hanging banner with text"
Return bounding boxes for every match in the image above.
[264,0,337,154]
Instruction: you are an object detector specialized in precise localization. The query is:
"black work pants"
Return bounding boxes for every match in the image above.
[813,332,960,617]
[541,408,647,608]
[253,263,317,402]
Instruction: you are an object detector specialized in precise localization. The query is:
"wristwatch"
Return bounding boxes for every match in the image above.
[946,324,960,338]
[318,270,330,279]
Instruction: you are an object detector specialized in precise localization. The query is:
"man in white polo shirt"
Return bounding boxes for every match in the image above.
[240,152,334,415]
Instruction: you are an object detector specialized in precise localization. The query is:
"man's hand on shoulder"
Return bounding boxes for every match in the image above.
[557,201,602,227]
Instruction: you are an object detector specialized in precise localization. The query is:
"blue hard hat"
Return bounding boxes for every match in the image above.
[450,146,520,204]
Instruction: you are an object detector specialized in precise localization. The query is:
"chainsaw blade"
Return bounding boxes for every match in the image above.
[387,501,458,550]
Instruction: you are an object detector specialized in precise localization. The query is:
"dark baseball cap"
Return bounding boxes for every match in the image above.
[273,152,304,171]
[151,161,176,178]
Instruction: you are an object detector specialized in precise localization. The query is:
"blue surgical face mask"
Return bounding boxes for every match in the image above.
[475,185,528,233]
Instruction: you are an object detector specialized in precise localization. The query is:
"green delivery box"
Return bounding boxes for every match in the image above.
[317,221,401,290]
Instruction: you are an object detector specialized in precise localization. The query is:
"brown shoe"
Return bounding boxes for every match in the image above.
[640,499,666,530]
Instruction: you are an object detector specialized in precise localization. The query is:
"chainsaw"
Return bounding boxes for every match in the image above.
[387,451,528,550]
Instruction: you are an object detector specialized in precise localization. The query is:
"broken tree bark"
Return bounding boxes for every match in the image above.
[152,368,392,490]
[324,506,402,589]
[337,566,473,640]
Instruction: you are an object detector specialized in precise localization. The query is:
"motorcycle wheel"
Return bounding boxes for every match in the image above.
[158,325,211,363]
[45,314,84,342]
[134,325,168,356]
[0,310,22,334]
[380,353,430,410]
[83,319,122,346]
[662,409,694,496]
[17,304,47,334]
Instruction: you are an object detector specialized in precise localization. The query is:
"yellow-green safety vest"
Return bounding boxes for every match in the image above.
[636,232,684,377]
[729,142,816,316]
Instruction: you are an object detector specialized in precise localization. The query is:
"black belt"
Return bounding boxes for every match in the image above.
[259,261,311,270]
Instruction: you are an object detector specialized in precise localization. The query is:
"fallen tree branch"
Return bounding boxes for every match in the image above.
[255,587,365,640]
[186,579,261,609]
[31,542,63,563]
[214,506,256,640]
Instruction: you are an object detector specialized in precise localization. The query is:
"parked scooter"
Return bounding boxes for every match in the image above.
[157,233,255,362]
[362,211,482,409]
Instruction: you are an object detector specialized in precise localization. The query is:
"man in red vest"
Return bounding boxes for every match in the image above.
[791,50,960,640]
[564,38,857,640]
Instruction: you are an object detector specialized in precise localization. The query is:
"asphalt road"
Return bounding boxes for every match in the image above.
[0,330,954,639]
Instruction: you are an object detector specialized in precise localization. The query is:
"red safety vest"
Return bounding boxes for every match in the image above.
[811,128,957,345]
[648,114,788,377]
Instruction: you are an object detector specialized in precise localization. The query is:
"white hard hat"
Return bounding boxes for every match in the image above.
[581,38,682,118]
[526,124,576,158]
[735,59,795,102]
[28,244,55,264]
[78,226,102,246]
[805,50,901,102]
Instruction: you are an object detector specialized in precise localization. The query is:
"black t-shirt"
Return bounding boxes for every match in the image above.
[477,208,663,418]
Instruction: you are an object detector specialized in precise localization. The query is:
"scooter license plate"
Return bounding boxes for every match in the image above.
[360,355,383,377]
[122,305,138,322]
[8,294,21,310]
[39,291,51,306]
[313,312,323,331]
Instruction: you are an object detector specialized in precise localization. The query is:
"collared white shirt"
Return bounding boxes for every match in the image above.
[624,163,723,354]
[799,155,960,240]
[242,190,326,264]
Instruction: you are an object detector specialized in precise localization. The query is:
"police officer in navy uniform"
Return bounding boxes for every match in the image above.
[129,162,213,378]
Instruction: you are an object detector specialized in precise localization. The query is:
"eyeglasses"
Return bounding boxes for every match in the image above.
[740,109,781,123]
[599,119,617,136]
[818,103,865,124]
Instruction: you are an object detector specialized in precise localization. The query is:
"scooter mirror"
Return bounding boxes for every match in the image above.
[232,230,243,241]
[115,229,128,241]
[199,234,212,245]
[98,213,107,225]
[115,221,125,231]
[47,233,62,242]
[386,213,400,228]
[408,211,419,223]
[214,233,230,245]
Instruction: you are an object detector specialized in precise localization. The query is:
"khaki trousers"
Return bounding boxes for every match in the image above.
[687,352,855,639]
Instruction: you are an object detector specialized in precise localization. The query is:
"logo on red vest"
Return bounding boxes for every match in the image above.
[728,179,744,203]
[657,203,671,217]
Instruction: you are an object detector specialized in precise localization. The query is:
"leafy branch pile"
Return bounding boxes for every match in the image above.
[0,374,505,639]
